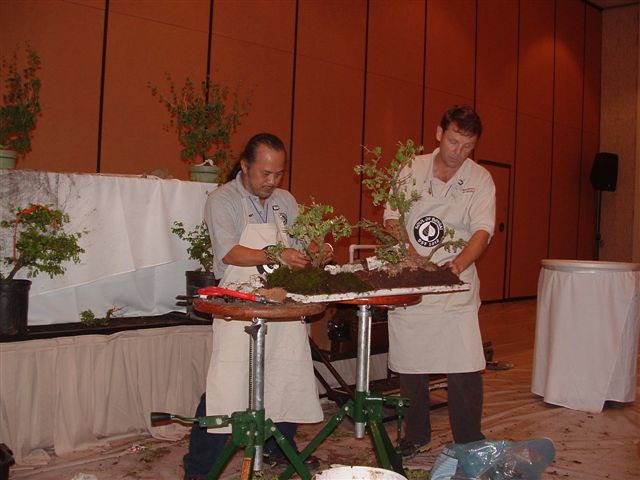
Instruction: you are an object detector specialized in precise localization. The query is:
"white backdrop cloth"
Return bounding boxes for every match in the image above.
[531,259,640,412]
[0,170,214,325]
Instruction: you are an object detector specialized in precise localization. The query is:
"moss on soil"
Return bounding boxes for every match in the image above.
[264,266,373,295]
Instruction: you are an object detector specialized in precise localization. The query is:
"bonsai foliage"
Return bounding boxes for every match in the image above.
[287,200,352,268]
[0,204,85,281]
[0,44,42,157]
[149,74,250,176]
[355,139,423,263]
[423,227,468,262]
[171,220,213,273]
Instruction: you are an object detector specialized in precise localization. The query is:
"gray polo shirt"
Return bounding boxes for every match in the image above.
[204,172,299,279]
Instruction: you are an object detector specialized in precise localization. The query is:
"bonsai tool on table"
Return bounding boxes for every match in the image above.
[151,299,326,480]
[175,286,287,306]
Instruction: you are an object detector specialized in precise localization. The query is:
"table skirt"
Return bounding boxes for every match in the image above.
[0,326,212,463]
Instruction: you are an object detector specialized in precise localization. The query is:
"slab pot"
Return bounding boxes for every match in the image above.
[0,149,17,169]
[0,279,31,336]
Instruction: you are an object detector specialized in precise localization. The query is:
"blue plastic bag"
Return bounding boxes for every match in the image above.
[429,438,556,479]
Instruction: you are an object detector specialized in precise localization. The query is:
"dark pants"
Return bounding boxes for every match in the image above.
[399,371,485,445]
[183,394,298,476]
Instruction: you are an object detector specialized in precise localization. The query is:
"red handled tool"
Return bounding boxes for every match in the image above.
[196,286,278,304]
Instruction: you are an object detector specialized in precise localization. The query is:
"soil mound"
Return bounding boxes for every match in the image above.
[263,255,462,295]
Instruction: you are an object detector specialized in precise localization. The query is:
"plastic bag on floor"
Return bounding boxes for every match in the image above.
[429,438,555,479]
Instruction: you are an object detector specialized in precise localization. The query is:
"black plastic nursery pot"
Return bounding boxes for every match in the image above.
[185,271,218,320]
[0,444,14,480]
[0,279,31,336]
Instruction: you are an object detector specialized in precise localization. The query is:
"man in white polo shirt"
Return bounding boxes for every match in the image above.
[384,105,496,458]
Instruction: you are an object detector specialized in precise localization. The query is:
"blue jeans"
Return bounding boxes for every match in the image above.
[183,394,298,476]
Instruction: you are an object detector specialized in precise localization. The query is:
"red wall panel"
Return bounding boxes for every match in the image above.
[548,0,584,259]
[210,0,296,172]
[424,0,476,148]
[474,0,518,166]
[290,0,367,263]
[101,0,210,178]
[548,125,582,259]
[554,0,585,129]
[517,0,554,121]
[360,0,425,246]
[508,0,555,297]
[0,0,104,173]
[509,116,553,297]
[577,5,602,260]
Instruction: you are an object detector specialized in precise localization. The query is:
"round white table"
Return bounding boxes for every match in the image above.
[531,259,640,412]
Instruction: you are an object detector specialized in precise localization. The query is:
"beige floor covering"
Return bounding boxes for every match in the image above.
[7,300,640,479]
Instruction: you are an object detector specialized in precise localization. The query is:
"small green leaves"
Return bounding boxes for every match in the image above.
[0,204,85,281]
[355,139,424,262]
[0,44,42,157]
[171,220,213,273]
[287,199,352,267]
[148,74,250,177]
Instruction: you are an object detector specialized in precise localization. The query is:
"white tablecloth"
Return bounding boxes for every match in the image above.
[0,325,212,463]
[532,259,640,412]
[0,171,215,325]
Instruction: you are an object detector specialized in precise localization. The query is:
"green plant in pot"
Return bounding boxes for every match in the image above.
[0,204,85,335]
[171,220,218,319]
[0,44,42,169]
[149,74,249,183]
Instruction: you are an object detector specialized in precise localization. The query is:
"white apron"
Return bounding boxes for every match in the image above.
[205,200,323,433]
[388,174,485,374]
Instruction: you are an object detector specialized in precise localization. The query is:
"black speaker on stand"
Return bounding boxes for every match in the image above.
[590,152,618,260]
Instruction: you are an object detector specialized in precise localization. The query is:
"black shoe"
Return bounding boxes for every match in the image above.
[399,440,431,459]
[264,452,321,471]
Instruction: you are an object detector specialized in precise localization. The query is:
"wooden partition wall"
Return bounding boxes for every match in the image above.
[0,0,602,300]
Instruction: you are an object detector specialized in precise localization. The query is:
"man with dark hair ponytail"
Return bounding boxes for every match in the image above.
[183,133,322,479]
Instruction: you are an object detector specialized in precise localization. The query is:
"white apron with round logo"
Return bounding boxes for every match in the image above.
[205,201,323,432]
[388,174,486,374]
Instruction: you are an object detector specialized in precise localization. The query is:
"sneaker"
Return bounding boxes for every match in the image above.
[399,440,431,459]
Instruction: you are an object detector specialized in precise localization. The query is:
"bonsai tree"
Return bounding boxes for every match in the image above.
[0,44,42,158]
[356,139,467,267]
[149,74,250,178]
[355,139,423,264]
[287,199,352,268]
[171,220,213,273]
[0,204,85,281]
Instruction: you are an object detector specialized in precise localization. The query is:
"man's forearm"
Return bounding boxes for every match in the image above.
[222,245,270,267]
[449,230,490,274]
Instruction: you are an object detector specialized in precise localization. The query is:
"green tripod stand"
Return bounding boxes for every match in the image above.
[151,295,418,479]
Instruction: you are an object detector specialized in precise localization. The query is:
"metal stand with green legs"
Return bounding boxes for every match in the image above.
[279,300,415,479]
[151,313,319,480]
[150,296,416,480]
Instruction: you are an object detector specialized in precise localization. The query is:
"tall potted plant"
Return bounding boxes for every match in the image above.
[0,204,85,335]
[149,75,249,183]
[0,44,42,169]
[171,220,217,319]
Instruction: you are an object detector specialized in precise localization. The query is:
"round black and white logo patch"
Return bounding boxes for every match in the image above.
[413,215,444,247]
[257,263,280,275]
